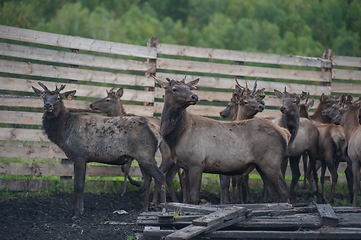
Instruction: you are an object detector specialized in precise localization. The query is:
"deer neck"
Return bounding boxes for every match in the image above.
[310,105,332,123]
[281,111,300,143]
[236,107,255,121]
[342,105,360,144]
[42,105,70,148]
[160,103,189,150]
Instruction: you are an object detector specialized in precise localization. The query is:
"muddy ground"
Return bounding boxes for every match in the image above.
[0,185,350,240]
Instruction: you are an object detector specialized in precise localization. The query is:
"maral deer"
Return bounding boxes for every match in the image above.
[90,88,180,203]
[219,80,265,204]
[32,82,166,218]
[333,95,361,207]
[155,75,291,204]
[273,89,321,202]
[90,88,141,196]
[300,93,349,202]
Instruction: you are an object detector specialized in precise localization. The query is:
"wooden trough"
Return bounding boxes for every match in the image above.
[136,202,361,239]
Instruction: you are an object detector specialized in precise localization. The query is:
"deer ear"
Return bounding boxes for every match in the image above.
[274,89,284,99]
[116,88,124,99]
[320,93,325,102]
[153,76,170,89]
[186,78,199,90]
[308,98,315,108]
[346,94,353,105]
[299,91,308,101]
[61,90,76,100]
[32,86,44,97]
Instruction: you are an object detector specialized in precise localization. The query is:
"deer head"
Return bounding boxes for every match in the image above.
[153,75,199,110]
[274,88,307,115]
[90,88,125,117]
[32,82,76,117]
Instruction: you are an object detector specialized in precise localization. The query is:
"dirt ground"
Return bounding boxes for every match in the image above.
[0,186,350,240]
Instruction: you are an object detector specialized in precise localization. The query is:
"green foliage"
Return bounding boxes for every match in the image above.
[1,0,360,57]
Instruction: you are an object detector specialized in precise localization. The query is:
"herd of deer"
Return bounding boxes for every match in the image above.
[32,76,361,219]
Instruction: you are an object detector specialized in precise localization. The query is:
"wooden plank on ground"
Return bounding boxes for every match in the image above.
[157,58,332,82]
[0,43,155,73]
[0,25,157,59]
[316,204,339,226]
[165,207,247,240]
[157,44,331,68]
[0,77,155,102]
[0,59,154,87]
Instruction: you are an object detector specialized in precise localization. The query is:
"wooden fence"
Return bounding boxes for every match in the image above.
[0,25,360,191]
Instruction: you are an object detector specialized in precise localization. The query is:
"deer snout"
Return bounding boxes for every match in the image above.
[259,104,265,111]
[44,102,53,112]
[280,106,286,113]
[189,94,198,104]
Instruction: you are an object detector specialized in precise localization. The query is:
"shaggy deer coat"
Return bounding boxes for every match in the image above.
[155,76,290,204]
[33,82,165,218]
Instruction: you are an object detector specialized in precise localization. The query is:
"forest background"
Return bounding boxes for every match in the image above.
[1,0,361,58]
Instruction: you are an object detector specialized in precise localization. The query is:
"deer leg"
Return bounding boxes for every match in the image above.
[165,164,180,202]
[219,175,230,204]
[320,161,326,201]
[327,158,339,203]
[187,167,203,204]
[352,159,360,207]
[120,158,140,196]
[73,160,87,219]
[289,156,301,195]
[182,170,189,203]
[242,174,251,203]
[139,165,152,211]
[345,163,354,203]
[235,175,242,204]
[309,155,323,203]
[302,152,308,189]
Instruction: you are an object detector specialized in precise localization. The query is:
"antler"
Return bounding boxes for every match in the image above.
[304,92,310,104]
[55,85,66,93]
[181,75,187,83]
[235,79,245,97]
[38,82,51,93]
[251,78,258,95]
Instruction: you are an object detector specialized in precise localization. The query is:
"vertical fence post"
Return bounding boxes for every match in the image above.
[145,37,158,109]
[321,49,332,87]
[60,48,79,180]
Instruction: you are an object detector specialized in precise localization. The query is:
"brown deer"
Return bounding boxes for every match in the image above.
[300,93,349,202]
[273,89,321,202]
[333,95,361,207]
[219,80,265,204]
[90,88,140,196]
[32,82,166,218]
[154,75,291,205]
[90,88,180,203]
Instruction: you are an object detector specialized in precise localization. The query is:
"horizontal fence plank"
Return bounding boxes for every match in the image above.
[332,55,361,68]
[332,69,361,81]
[157,44,331,68]
[157,58,332,82]
[0,144,66,159]
[0,77,155,102]
[0,107,154,126]
[0,59,154,87]
[154,102,281,119]
[155,73,331,95]
[0,25,157,59]
[0,43,155,73]
[0,110,43,125]
[0,96,154,116]
[0,128,49,142]
[0,162,142,177]
[331,82,361,94]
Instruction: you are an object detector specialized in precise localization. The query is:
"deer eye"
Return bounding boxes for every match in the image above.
[105,98,110,102]
[244,101,248,104]
[57,96,61,101]
[172,88,178,92]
